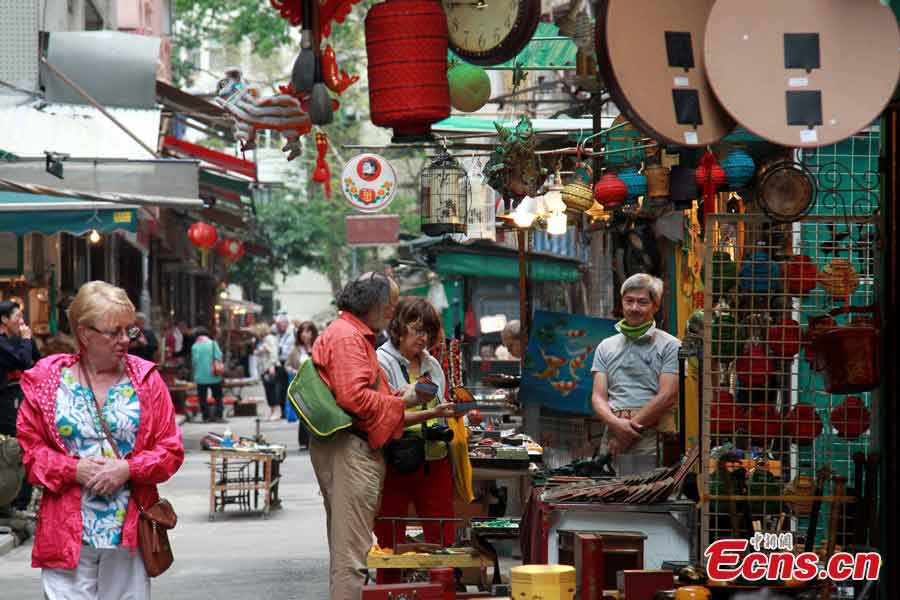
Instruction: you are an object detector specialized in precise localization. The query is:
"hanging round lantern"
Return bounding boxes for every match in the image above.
[736,343,772,388]
[710,390,746,435]
[830,396,871,439]
[447,62,491,113]
[784,254,819,296]
[784,403,822,445]
[768,318,801,358]
[720,149,756,189]
[695,156,727,191]
[738,251,783,294]
[187,222,218,267]
[748,404,782,440]
[819,258,860,300]
[419,153,469,236]
[366,0,450,142]
[593,172,628,209]
[216,238,245,265]
[711,311,745,361]
[618,167,647,200]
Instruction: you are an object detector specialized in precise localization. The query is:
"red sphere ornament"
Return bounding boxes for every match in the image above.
[784,403,822,445]
[830,396,871,439]
[593,173,628,209]
[784,254,819,296]
[749,404,782,440]
[710,390,747,435]
[365,0,450,141]
[216,238,245,264]
[188,222,218,267]
[736,344,773,388]
[768,318,801,358]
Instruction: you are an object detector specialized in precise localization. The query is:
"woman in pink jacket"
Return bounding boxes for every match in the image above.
[17,281,184,599]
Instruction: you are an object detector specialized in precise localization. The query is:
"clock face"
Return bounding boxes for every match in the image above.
[442,0,540,65]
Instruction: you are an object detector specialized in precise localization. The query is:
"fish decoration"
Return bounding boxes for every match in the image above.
[549,379,579,396]
[535,349,568,380]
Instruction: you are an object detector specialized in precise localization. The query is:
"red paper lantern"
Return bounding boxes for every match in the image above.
[736,344,773,387]
[830,396,871,439]
[710,390,747,435]
[696,150,726,229]
[366,0,450,141]
[784,254,819,296]
[749,404,782,440]
[216,238,245,264]
[593,173,628,209]
[784,403,822,445]
[188,222,218,267]
[768,318,801,358]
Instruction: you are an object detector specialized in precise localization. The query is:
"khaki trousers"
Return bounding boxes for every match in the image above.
[310,431,385,600]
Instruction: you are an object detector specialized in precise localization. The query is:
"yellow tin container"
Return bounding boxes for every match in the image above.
[511,565,576,600]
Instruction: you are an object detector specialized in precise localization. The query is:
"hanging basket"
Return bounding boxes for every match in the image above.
[643,163,670,199]
[561,180,594,213]
[812,305,880,394]
[366,0,450,142]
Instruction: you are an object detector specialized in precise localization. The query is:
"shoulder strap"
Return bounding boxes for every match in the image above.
[80,364,123,460]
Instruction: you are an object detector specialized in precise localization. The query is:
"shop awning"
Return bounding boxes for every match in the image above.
[0,192,138,235]
[435,251,581,282]
[432,116,613,136]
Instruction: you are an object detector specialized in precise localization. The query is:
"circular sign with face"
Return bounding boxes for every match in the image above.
[341,154,397,212]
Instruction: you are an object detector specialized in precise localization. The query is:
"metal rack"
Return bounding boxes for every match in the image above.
[700,210,879,554]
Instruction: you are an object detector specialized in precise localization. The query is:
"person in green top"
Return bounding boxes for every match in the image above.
[191,326,225,422]
[374,297,458,556]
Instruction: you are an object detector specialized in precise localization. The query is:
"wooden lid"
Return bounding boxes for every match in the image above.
[597,0,734,147]
[705,0,900,148]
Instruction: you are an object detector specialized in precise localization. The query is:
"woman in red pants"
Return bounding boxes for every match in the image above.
[374,297,457,575]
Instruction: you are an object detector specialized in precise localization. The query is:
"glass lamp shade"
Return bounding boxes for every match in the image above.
[547,211,567,235]
[512,195,538,228]
[543,189,566,213]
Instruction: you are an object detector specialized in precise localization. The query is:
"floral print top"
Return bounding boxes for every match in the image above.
[54,367,140,548]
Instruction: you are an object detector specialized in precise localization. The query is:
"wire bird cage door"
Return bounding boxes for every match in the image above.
[699,211,879,560]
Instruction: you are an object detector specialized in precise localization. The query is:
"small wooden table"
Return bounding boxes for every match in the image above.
[207,447,284,520]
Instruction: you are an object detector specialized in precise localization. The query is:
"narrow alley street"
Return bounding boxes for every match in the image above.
[0,413,331,599]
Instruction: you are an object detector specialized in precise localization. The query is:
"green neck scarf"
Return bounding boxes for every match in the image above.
[618,319,654,340]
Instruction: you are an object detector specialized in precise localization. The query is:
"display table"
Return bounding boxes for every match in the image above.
[207,447,284,520]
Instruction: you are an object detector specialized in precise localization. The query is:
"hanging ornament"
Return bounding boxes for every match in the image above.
[216,238,245,265]
[767,318,801,358]
[187,222,218,268]
[419,152,469,236]
[465,160,495,241]
[447,62,491,113]
[593,172,628,210]
[484,116,547,201]
[736,343,772,388]
[710,390,746,435]
[618,167,647,201]
[748,404,782,440]
[720,149,756,190]
[830,396,871,440]
[784,254,819,296]
[738,250,783,295]
[695,150,726,230]
[819,258,860,300]
[341,153,398,212]
[643,163,670,201]
[322,44,360,95]
[366,0,450,141]
[312,131,332,198]
[784,403,822,445]
[561,155,594,213]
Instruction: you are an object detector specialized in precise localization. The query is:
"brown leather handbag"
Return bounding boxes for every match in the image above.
[83,365,177,577]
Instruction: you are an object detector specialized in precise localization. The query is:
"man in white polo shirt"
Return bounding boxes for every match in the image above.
[590,273,681,475]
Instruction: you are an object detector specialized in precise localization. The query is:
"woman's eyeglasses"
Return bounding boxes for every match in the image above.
[88,325,142,341]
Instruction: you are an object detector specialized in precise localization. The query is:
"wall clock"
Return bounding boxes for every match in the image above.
[442,0,540,66]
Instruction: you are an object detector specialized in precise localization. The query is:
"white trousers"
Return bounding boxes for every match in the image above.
[42,545,150,600]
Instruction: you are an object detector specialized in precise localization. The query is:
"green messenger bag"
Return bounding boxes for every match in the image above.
[287,359,354,438]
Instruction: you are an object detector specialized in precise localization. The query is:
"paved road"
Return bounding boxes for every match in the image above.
[0,414,332,599]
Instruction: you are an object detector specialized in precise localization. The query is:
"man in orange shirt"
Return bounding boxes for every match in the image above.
[310,272,457,600]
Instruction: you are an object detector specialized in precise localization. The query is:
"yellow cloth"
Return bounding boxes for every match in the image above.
[447,415,474,503]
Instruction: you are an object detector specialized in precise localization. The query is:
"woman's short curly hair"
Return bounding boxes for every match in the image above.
[336,272,393,317]
[388,297,441,348]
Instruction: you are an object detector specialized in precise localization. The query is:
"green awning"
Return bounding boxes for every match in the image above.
[435,251,581,283]
[0,192,138,235]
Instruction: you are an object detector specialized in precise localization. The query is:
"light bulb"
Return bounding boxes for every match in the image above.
[219,290,229,299]
[513,211,536,228]
[88,229,101,244]
[547,211,567,236]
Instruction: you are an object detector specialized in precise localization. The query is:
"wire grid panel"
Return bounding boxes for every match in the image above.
[538,414,601,468]
[700,212,878,554]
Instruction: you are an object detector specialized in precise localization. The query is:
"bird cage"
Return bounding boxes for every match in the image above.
[419,153,470,236]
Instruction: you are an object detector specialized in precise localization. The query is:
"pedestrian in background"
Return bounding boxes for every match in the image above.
[128,312,158,362]
[191,326,226,423]
[17,281,184,600]
[273,313,294,420]
[253,322,280,420]
[309,272,457,600]
[286,320,317,447]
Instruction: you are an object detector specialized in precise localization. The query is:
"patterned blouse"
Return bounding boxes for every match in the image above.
[54,367,141,548]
